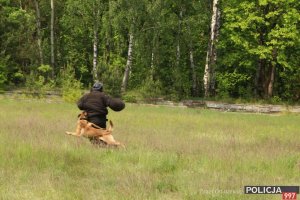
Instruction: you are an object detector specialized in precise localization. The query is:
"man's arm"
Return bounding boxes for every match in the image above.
[77,94,86,110]
[106,96,125,111]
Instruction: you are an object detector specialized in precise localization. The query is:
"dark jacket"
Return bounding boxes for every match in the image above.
[77,91,125,116]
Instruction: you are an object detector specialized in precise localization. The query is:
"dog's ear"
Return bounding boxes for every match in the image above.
[77,113,81,118]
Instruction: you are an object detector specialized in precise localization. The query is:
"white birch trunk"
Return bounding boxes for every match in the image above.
[50,0,55,77]
[34,0,44,65]
[93,6,100,82]
[176,41,180,67]
[93,27,98,81]
[121,33,134,93]
[203,0,220,97]
[105,1,112,65]
[150,50,154,80]
[176,9,183,67]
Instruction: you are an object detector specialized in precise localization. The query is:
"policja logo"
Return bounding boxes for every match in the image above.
[244,186,299,194]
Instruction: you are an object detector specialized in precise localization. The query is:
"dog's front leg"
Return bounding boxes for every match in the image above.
[66,121,83,137]
[65,131,80,136]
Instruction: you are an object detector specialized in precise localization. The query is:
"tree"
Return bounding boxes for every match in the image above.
[92,1,103,82]
[34,0,44,65]
[116,0,146,93]
[219,0,300,99]
[203,0,220,97]
[121,32,134,93]
[50,0,55,77]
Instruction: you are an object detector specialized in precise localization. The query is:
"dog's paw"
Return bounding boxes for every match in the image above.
[65,131,72,135]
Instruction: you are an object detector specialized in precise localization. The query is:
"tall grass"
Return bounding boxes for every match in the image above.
[0,98,299,199]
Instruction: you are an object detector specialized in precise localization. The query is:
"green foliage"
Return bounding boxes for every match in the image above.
[60,65,83,103]
[219,0,300,99]
[270,95,282,104]
[1,0,299,102]
[25,65,55,98]
[122,77,163,102]
[139,77,163,99]
[122,90,143,103]
[37,64,52,74]
[0,56,9,89]
[100,54,125,97]
[216,71,251,98]
[12,71,25,84]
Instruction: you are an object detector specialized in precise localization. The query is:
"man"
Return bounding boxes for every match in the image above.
[77,82,125,129]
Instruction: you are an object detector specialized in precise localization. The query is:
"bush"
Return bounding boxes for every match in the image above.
[139,77,163,99]
[122,78,163,102]
[0,56,9,89]
[25,68,55,98]
[99,54,125,97]
[60,65,83,103]
[216,71,250,98]
[122,90,143,103]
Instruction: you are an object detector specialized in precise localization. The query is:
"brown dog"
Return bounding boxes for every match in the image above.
[66,112,124,147]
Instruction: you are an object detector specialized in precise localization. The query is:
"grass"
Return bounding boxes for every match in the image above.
[0,98,299,200]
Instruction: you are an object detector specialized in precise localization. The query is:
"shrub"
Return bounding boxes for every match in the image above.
[122,90,143,103]
[99,54,125,96]
[139,77,163,99]
[60,65,83,103]
[0,56,9,89]
[25,67,55,98]
[216,71,250,98]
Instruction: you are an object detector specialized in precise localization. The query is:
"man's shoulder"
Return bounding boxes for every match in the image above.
[88,91,107,98]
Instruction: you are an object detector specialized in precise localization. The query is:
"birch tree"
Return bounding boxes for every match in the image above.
[176,8,183,68]
[34,0,44,65]
[203,0,220,97]
[50,0,55,77]
[121,32,134,93]
[119,0,144,93]
[186,19,197,96]
[92,3,100,81]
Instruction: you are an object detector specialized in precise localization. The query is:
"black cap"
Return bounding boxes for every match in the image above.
[92,82,103,92]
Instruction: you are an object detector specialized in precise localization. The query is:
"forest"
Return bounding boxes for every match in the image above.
[0,0,299,102]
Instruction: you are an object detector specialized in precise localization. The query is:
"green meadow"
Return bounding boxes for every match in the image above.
[0,98,299,200]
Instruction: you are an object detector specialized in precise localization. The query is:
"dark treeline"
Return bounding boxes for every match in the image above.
[0,0,299,102]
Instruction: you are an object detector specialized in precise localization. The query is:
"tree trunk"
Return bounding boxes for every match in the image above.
[93,25,98,81]
[203,0,220,97]
[34,0,44,65]
[176,9,183,68]
[266,49,277,98]
[150,30,160,81]
[50,0,55,77]
[121,32,134,93]
[93,6,100,82]
[254,59,262,97]
[105,10,112,65]
[189,46,197,96]
[187,22,197,96]
[150,50,154,80]
[267,64,275,98]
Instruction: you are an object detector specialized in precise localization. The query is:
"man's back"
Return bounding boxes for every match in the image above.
[77,91,110,116]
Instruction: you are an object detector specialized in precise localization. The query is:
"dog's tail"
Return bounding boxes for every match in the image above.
[107,120,113,132]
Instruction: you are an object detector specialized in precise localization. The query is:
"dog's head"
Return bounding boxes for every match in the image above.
[79,119,88,128]
[78,111,88,120]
